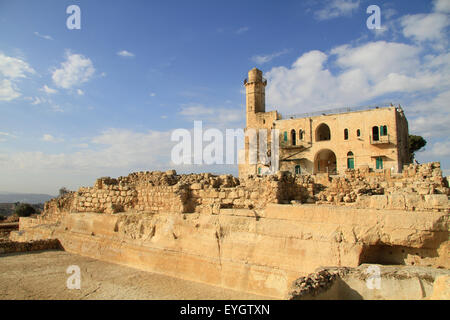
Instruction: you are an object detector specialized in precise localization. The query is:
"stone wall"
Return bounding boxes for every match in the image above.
[43,170,313,219]
[0,239,61,254]
[289,265,450,300]
[41,162,448,222]
[11,205,449,298]
[314,162,449,212]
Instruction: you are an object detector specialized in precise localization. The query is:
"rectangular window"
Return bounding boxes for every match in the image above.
[347,158,354,169]
[376,157,383,169]
[284,131,288,141]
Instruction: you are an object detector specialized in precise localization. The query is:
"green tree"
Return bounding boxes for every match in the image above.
[409,135,427,162]
[14,203,36,217]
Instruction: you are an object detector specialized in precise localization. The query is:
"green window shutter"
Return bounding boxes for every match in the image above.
[376,157,383,169]
[284,131,287,141]
[347,158,354,169]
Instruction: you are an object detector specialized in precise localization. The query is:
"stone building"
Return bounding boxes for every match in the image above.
[238,68,411,177]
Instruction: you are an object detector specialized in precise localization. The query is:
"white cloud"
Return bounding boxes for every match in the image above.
[0,79,20,101]
[236,26,249,34]
[265,41,446,113]
[179,105,215,117]
[420,141,450,157]
[384,8,397,19]
[0,53,34,101]
[27,129,173,170]
[117,50,135,57]
[150,92,156,97]
[251,49,289,65]
[77,89,84,96]
[41,85,58,94]
[0,53,35,79]
[51,105,64,113]
[42,134,64,143]
[0,131,16,142]
[34,32,53,40]
[408,90,450,138]
[434,0,450,13]
[52,52,95,89]
[401,13,450,43]
[179,104,243,127]
[315,0,360,20]
[31,97,43,105]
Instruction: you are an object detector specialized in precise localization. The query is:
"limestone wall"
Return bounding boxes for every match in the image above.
[41,162,448,224]
[0,239,61,254]
[43,170,313,219]
[12,161,449,299]
[314,162,449,212]
[11,205,449,298]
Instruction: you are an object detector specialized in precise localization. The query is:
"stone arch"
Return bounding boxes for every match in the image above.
[372,126,379,141]
[314,149,337,174]
[316,123,331,142]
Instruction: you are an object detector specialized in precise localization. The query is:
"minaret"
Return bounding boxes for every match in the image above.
[245,68,267,127]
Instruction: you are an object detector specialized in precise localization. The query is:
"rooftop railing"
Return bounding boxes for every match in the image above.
[280,103,397,120]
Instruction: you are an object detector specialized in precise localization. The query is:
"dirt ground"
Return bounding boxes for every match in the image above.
[0,250,271,300]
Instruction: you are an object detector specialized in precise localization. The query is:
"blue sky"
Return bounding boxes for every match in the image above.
[0,0,449,194]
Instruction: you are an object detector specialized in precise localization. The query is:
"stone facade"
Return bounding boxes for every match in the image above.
[239,68,411,177]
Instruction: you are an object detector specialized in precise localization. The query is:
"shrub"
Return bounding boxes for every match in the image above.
[14,203,36,217]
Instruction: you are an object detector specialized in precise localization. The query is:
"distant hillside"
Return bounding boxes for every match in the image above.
[0,193,55,204]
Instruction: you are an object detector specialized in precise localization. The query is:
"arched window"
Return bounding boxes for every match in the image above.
[299,129,304,141]
[372,126,379,141]
[316,123,331,141]
[347,151,354,169]
[357,129,361,137]
[291,129,296,146]
[380,125,388,136]
[344,128,349,140]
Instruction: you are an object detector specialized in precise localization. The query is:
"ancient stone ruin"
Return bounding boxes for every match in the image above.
[8,162,450,299]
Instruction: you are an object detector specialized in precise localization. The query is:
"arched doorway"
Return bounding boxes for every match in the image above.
[315,149,337,174]
[316,123,331,141]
